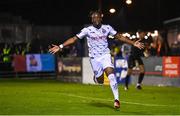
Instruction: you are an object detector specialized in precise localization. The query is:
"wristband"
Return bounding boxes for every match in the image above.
[59,44,64,49]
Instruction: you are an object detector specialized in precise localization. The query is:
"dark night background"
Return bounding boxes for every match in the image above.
[0,0,180,75]
[0,0,180,31]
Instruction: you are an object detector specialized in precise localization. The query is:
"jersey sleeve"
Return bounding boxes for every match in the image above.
[108,25,117,36]
[76,28,88,39]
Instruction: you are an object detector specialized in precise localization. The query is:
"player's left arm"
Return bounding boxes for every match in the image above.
[114,33,144,49]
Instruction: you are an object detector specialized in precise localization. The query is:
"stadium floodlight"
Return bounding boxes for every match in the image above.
[109,8,116,14]
[144,36,148,39]
[126,0,132,5]
[132,35,136,39]
[122,33,130,38]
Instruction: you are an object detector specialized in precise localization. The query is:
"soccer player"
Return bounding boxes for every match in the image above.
[124,30,153,90]
[49,11,144,109]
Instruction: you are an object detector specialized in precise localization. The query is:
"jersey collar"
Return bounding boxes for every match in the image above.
[92,24,102,29]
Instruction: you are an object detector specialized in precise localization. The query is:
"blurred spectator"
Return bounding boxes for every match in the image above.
[0,43,3,62]
[150,32,165,56]
[121,43,131,58]
[68,46,77,57]
[149,35,157,56]
[110,43,121,57]
[171,41,180,56]
[169,33,180,56]
[2,43,11,63]
[39,45,44,54]
[25,42,31,54]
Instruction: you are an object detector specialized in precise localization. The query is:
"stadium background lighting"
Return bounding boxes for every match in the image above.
[132,35,136,39]
[126,0,132,5]
[109,8,116,14]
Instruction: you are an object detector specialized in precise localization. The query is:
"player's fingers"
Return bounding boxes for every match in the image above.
[51,50,57,54]
[138,45,144,49]
[49,50,53,54]
[137,44,143,49]
[49,48,56,54]
[50,47,57,51]
[49,49,53,54]
[54,50,59,54]
[48,48,54,52]
[140,43,145,49]
[52,44,57,47]
[139,46,144,49]
[51,51,55,54]
[48,48,52,52]
[137,42,144,48]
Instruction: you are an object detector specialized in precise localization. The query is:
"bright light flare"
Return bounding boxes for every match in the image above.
[126,0,132,5]
[109,8,116,14]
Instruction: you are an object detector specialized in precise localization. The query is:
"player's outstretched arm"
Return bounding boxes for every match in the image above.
[49,36,78,54]
[114,33,144,49]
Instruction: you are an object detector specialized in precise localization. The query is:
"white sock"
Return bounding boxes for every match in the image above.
[108,73,119,100]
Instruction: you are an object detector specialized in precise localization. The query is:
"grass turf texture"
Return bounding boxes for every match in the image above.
[0,78,180,115]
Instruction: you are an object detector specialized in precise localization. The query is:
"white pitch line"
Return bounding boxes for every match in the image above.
[60,93,175,107]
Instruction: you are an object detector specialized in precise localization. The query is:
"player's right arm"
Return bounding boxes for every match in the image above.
[49,27,87,54]
[49,36,78,54]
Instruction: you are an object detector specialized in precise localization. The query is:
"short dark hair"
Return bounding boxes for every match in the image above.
[89,10,102,17]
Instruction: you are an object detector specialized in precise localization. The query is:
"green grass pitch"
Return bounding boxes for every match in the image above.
[0,78,180,115]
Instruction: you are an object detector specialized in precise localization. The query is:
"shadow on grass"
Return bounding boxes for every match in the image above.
[89,102,120,111]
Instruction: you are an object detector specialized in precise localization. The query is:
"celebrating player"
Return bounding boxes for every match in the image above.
[49,11,144,109]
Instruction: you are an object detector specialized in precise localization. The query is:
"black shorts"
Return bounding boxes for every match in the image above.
[127,55,144,69]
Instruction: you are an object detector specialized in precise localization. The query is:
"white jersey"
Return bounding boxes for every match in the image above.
[76,24,117,58]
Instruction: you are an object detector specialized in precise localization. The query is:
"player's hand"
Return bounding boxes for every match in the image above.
[133,40,144,49]
[48,44,61,54]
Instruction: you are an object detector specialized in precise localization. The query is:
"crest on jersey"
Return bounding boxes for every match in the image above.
[102,28,106,34]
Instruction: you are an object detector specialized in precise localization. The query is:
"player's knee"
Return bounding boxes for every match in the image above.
[98,74,104,79]
[106,72,114,77]
[96,74,104,84]
[127,69,132,75]
[139,66,145,73]
[105,68,114,76]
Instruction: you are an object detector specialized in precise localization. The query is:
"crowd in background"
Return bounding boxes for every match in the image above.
[0,42,78,63]
[1,30,180,64]
[170,34,180,56]
[110,30,179,58]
